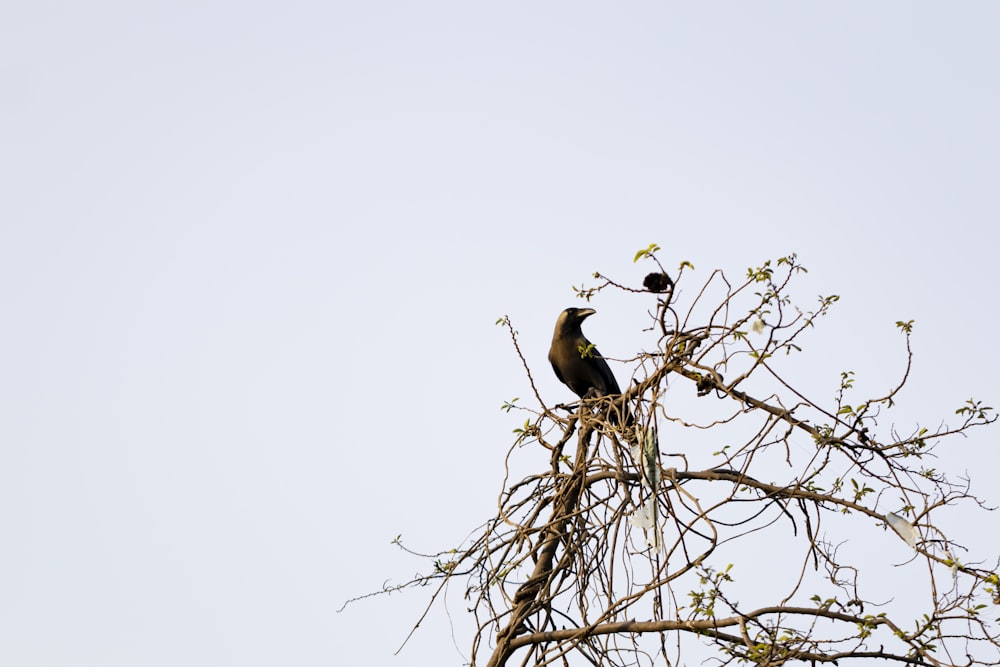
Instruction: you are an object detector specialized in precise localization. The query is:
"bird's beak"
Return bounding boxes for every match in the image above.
[578,308,596,319]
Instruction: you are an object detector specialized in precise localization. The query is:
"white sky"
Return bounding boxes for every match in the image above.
[2,3,998,666]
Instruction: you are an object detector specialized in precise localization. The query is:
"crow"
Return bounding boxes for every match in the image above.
[549,307,636,442]
[548,307,621,399]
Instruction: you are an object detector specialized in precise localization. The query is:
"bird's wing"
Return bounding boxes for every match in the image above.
[550,359,567,386]
[591,347,622,395]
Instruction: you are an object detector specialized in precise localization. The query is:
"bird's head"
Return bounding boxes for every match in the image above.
[556,307,597,332]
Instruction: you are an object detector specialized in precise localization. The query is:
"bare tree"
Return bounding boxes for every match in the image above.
[349,250,999,667]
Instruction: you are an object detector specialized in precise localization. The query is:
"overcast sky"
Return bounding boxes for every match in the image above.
[2,3,998,666]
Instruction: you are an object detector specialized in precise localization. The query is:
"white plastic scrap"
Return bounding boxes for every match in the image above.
[630,428,660,488]
[886,512,919,549]
[945,550,959,579]
[629,498,660,549]
[628,428,662,550]
[630,499,655,531]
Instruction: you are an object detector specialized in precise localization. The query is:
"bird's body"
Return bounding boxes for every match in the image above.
[548,308,621,399]
[549,307,634,434]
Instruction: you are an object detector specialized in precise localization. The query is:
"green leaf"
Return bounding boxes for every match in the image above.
[633,243,661,262]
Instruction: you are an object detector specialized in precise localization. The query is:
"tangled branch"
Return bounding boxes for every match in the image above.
[346,252,999,667]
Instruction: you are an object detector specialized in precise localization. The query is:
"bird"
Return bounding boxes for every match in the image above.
[548,307,623,403]
[549,307,637,452]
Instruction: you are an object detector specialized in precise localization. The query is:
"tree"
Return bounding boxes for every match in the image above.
[347,250,999,667]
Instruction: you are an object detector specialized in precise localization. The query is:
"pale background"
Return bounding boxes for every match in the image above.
[1,2,998,665]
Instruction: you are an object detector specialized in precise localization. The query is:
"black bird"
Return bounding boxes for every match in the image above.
[549,307,635,435]
[548,307,622,399]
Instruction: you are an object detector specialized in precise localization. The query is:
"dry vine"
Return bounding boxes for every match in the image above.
[346,250,999,667]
